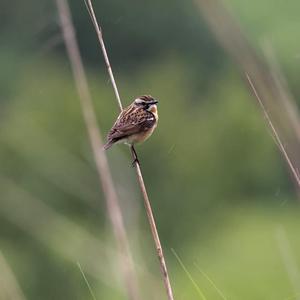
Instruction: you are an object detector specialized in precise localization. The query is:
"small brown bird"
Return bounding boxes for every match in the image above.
[103,95,159,151]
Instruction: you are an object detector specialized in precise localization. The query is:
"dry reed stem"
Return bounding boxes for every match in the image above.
[55,1,140,299]
[84,1,175,299]
[196,0,300,193]
[246,74,300,187]
[262,42,300,143]
[0,176,114,284]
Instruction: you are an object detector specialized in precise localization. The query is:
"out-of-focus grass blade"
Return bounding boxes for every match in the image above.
[194,262,227,300]
[171,248,207,300]
[77,262,97,300]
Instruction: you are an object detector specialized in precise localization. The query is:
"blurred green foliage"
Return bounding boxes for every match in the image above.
[1,0,300,299]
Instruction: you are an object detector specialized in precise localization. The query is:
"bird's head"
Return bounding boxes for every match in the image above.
[133,95,158,112]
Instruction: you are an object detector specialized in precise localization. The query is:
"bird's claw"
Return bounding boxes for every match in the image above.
[131,157,140,167]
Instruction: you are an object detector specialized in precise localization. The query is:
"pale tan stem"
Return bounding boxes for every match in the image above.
[196,0,300,193]
[84,1,175,299]
[246,74,300,187]
[55,0,140,299]
[84,0,122,111]
[132,146,174,300]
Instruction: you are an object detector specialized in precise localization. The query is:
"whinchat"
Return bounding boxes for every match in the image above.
[103,95,159,150]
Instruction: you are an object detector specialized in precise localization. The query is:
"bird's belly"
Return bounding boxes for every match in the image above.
[127,124,157,144]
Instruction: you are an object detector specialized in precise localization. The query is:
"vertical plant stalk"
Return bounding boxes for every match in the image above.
[55,1,140,299]
[195,0,300,193]
[246,74,300,187]
[84,1,175,299]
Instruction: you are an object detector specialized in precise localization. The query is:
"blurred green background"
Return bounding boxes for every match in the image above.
[1,0,300,299]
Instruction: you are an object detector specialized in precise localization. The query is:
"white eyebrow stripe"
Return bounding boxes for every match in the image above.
[135,98,145,104]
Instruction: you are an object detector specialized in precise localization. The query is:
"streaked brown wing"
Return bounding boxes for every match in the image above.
[108,109,155,141]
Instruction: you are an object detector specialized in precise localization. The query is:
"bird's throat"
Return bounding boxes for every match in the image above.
[149,105,158,120]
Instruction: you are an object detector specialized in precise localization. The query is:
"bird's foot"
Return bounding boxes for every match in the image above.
[131,157,140,167]
[130,145,140,167]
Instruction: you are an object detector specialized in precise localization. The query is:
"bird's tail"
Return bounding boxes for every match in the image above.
[103,140,114,150]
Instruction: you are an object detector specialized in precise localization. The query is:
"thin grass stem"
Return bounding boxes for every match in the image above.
[84,1,175,299]
[171,249,207,300]
[195,0,300,194]
[246,74,300,187]
[55,1,140,299]
[77,262,98,300]
[194,263,227,300]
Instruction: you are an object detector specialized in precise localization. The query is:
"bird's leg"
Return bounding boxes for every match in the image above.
[130,145,140,166]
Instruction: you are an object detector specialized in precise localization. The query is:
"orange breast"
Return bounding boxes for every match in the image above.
[149,105,158,120]
[127,123,157,144]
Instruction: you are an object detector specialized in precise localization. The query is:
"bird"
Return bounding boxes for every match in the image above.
[103,95,159,154]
